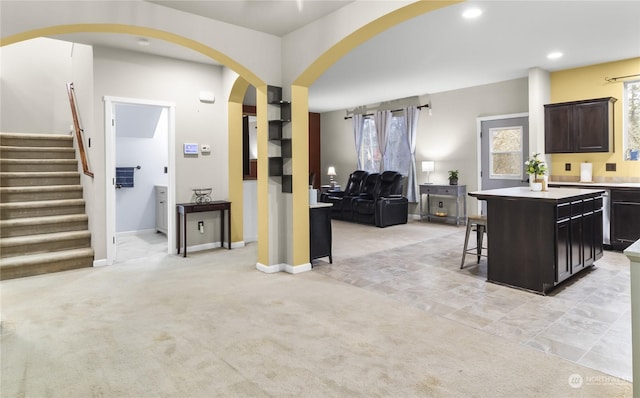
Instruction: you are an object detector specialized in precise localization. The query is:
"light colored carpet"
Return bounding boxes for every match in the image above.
[0,222,632,397]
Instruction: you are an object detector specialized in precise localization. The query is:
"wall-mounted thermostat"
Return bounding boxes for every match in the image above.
[183,143,198,155]
[201,144,211,154]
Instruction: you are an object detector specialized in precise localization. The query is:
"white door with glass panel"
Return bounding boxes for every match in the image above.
[479,114,529,213]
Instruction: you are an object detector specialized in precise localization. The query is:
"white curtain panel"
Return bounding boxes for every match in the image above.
[352,114,365,170]
[375,110,392,171]
[403,106,420,203]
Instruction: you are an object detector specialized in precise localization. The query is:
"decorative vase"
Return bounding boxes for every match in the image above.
[531,182,543,192]
[529,174,537,190]
[449,178,458,186]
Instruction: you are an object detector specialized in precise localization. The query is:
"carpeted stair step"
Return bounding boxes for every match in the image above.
[0,158,78,172]
[0,247,94,280]
[0,230,91,259]
[0,132,93,280]
[0,132,73,148]
[0,171,80,187]
[0,185,83,203]
[0,214,89,238]
[0,146,76,159]
[0,198,85,219]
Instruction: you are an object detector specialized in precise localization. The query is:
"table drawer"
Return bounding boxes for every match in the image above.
[421,185,459,196]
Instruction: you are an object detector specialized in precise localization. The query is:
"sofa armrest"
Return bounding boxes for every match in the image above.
[320,190,345,202]
[375,196,409,227]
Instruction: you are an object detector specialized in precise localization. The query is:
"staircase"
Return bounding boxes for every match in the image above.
[0,132,94,280]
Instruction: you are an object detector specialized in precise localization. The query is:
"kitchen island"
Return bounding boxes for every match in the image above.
[469,186,605,294]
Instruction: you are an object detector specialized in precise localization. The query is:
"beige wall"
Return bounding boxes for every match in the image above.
[320,77,529,216]
[93,46,228,257]
[0,38,93,134]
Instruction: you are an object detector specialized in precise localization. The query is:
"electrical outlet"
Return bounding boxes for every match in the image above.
[438,201,443,208]
[565,163,571,171]
[198,221,204,234]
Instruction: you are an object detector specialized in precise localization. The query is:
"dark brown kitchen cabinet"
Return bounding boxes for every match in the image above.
[611,188,640,251]
[556,205,571,283]
[556,196,603,284]
[310,204,332,264]
[544,97,616,153]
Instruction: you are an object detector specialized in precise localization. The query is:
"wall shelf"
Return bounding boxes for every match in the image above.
[267,85,292,193]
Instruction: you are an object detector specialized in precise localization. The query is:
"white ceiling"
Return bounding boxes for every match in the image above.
[148,0,355,37]
[51,1,640,113]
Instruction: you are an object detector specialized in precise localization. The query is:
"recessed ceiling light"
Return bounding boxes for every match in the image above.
[462,8,482,19]
[547,52,563,59]
[137,38,150,46]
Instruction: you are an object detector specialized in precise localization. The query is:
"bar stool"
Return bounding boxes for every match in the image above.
[460,215,488,269]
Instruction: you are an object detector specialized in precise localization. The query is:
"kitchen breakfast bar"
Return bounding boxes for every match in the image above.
[469,186,605,294]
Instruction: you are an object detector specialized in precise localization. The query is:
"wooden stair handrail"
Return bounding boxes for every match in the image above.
[66,82,94,178]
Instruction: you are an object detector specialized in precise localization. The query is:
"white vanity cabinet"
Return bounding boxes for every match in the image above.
[155,185,168,235]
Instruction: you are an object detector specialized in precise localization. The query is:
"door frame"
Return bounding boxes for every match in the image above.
[475,112,529,214]
[104,96,176,265]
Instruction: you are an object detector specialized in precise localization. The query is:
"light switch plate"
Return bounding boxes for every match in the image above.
[201,144,211,154]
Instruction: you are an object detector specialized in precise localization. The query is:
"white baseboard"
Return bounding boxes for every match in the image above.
[256,262,283,273]
[93,258,110,267]
[187,242,221,253]
[231,241,245,249]
[284,262,312,274]
[256,262,312,274]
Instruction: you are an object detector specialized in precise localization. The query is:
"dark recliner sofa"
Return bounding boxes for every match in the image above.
[352,170,408,227]
[321,170,408,228]
[321,170,369,220]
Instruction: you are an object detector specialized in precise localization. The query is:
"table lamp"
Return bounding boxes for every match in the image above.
[327,166,337,189]
[422,161,435,184]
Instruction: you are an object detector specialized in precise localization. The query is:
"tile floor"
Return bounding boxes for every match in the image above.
[119,221,632,382]
[312,221,632,382]
[116,230,168,263]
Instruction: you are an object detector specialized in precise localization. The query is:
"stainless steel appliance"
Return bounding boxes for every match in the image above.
[602,189,611,245]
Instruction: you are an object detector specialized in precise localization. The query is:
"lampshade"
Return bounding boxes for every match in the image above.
[327,166,336,176]
[421,161,435,172]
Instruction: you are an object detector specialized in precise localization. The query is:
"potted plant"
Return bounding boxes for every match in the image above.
[448,170,459,185]
[524,153,548,191]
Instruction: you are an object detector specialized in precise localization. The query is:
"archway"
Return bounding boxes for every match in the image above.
[1,24,267,264]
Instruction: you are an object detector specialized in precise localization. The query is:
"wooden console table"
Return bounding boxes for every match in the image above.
[176,201,231,257]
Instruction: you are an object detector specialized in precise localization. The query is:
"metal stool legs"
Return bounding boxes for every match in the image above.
[460,216,487,269]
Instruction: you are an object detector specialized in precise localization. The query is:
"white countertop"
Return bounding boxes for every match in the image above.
[310,202,332,209]
[548,181,640,189]
[625,239,640,262]
[469,186,605,200]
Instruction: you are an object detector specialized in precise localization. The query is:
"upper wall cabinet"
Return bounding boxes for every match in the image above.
[544,97,617,153]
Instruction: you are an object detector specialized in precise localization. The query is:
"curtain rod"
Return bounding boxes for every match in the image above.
[605,73,640,82]
[344,104,430,120]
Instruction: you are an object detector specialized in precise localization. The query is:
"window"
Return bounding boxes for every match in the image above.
[489,126,523,180]
[357,114,411,175]
[358,117,380,173]
[624,80,640,161]
[384,115,411,175]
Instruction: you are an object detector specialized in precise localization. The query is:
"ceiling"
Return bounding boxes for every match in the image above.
[52,1,640,113]
[148,0,355,37]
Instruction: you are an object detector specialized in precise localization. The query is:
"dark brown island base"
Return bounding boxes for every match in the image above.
[469,186,605,295]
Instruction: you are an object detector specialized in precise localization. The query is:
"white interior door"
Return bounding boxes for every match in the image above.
[104,96,176,265]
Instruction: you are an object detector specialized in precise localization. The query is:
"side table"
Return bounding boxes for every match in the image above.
[419,184,467,226]
[310,203,333,264]
[176,201,231,257]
